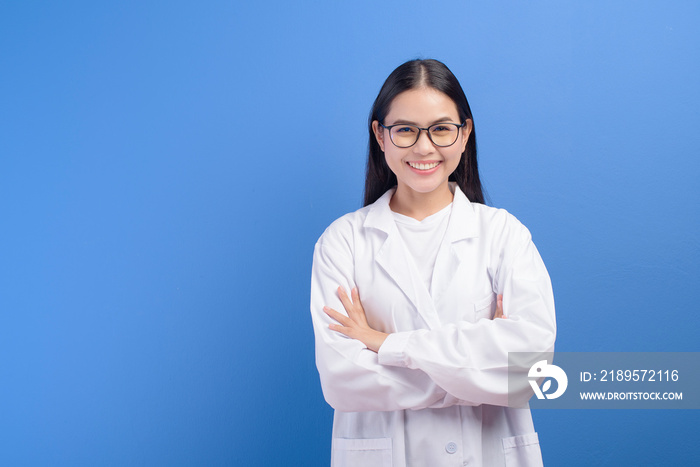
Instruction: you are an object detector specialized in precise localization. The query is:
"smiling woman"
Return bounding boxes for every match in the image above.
[310,59,556,467]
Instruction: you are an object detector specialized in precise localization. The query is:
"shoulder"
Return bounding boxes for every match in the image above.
[469,202,533,245]
[315,188,393,251]
[315,204,373,253]
[451,185,531,244]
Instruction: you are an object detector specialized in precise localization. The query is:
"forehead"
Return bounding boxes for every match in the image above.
[385,87,459,123]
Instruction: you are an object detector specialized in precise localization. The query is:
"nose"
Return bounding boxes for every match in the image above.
[413,129,434,154]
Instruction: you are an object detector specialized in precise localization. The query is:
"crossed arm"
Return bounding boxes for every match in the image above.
[323,286,506,353]
[311,224,555,411]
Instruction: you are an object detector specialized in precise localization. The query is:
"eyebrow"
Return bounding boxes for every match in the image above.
[387,116,459,126]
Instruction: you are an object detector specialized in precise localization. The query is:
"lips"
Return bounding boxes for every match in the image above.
[407,161,441,171]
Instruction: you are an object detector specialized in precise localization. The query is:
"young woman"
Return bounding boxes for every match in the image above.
[310,59,556,467]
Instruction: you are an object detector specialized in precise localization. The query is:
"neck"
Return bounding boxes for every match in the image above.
[390,182,454,221]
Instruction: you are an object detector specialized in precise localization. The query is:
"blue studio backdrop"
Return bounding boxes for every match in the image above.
[1,1,699,465]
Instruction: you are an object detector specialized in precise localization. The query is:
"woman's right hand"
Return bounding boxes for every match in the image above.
[493,294,507,319]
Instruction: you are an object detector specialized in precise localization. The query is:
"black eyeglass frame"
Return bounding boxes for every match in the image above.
[379,121,466,148]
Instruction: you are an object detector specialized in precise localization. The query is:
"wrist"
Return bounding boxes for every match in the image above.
[368,331,388,353]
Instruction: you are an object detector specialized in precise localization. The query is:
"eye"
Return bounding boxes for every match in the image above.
[431,125,453,133]
[394,126,417,134]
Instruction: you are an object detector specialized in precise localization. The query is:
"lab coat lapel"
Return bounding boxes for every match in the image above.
[430,186,480,303]
[364,189,441,329]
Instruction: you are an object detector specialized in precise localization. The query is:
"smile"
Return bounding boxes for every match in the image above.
[407,161,441,171]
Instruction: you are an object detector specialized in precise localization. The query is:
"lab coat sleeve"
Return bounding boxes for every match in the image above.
[377,223,556,407]
[311,237,458,412]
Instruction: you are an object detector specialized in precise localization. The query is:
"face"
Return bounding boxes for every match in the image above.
[372,87,472,199]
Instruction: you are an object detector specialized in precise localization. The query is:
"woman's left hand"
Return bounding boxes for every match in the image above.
[324,286,388,353]
[493,294,507,319]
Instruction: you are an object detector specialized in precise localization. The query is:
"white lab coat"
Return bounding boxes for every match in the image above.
[310,185,556,467]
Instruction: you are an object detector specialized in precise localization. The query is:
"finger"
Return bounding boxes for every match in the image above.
[323,306,353,327]
[337,286,356,315]
[338,287,357,319]
[329,323,360,341]
[351,287,361,305]
[351,287,365,311]
[493,294,504,319]
[350,287,369,325]
[497,294,507,319]
[351,287,367,312]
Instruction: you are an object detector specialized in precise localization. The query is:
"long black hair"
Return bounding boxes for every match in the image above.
[363,59,484,206]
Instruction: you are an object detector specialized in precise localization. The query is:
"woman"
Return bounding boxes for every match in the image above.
[310,59,556,467]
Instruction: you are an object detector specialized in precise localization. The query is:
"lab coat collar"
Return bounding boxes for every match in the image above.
[362,187,396,234]
[363,184,480,329]
[363,183,480,241]
[446,183,480,241]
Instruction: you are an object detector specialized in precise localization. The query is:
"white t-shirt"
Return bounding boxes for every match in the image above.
[392,203,452,295]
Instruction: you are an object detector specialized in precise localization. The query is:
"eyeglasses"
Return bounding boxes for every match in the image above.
[380,122,465,148]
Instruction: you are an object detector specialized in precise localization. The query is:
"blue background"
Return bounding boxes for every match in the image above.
[1,1,698,465]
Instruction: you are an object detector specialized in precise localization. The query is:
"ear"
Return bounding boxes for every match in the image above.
[371,120,385,152]
[461,119,473,152]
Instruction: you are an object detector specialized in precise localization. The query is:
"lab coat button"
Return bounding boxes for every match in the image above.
[445,442,457,454]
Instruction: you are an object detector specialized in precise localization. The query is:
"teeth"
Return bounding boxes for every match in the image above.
[408,161,440,170]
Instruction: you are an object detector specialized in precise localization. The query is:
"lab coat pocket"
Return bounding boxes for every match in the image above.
[502,432,543,467]
[473,294,496,321]
[331,437,392,467]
